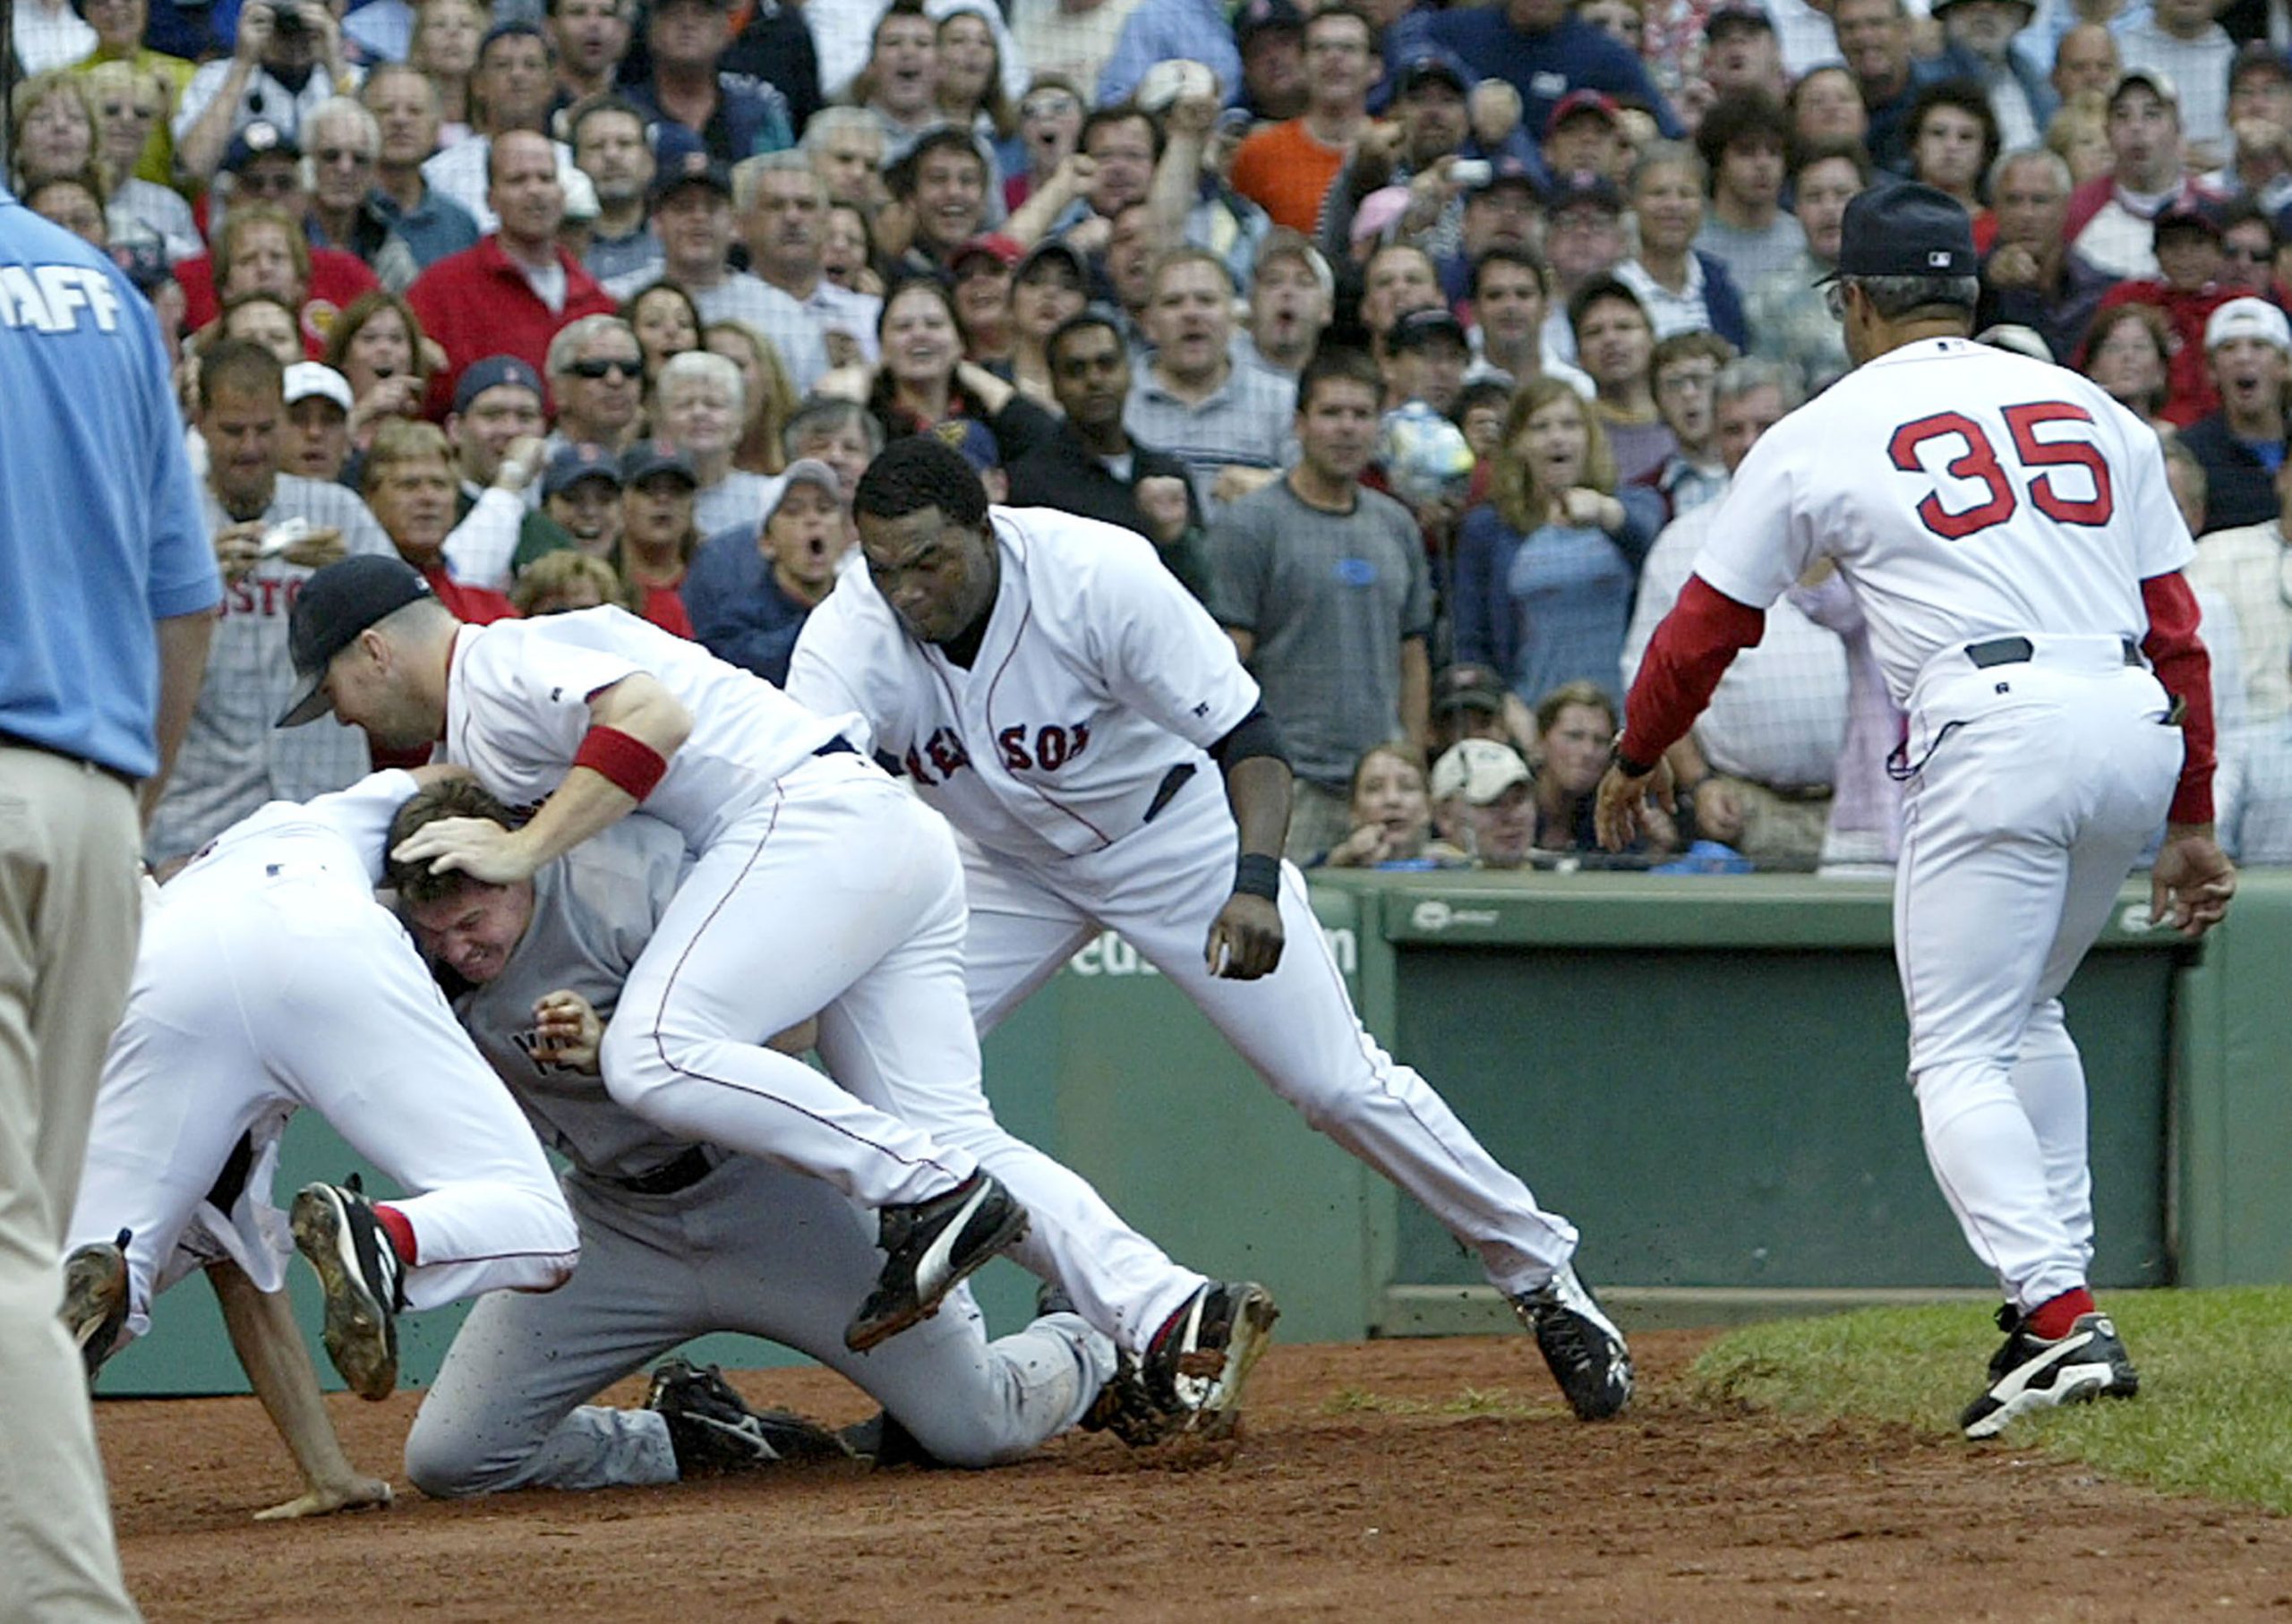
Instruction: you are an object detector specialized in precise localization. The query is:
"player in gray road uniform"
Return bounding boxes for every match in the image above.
[392,780,1120,1495]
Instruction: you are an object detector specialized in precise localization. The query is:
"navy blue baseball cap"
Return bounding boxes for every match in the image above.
[620,438,698,486]
[543,440,623,499]
[279,555,435,727]
[1824,182,1978,281]
[453,354,545,415]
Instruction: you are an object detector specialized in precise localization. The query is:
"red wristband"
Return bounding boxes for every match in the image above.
[571,725,669,801]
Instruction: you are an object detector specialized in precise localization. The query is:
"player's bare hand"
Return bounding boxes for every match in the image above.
[391,816,540,885]
[214,521,265,582]
[252,1474,393,1521]
[1594,756,1675,852]
[1136,474,1191,544]
[1206,891,1283,979]
[2150,825,2236,939]
[280,526,346,570]
[531,988,603,1072]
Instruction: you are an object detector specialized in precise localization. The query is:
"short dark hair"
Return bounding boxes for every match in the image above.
[1790,133,1874,185]
[1045,309,1126,368]
[1694,90,1792,181]
[854,432,991,530]
[568,92,647,150]
[891,127,988,197]
[386,778,523,905]
[1470,245,1548,302]
[1566,273,1648,343]
[1908,78,2000,193]
[198,338,285,408]
[1304,1,1380,52]
[871,0,930,46]
[1295,344,1384,413]
[1081,102,1165,164]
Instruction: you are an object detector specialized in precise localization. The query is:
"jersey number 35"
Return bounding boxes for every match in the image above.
[1888,402,2115,541]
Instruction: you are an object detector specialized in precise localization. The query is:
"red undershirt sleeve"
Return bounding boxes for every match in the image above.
[2140,570,2216,826]
[1616,575,1767,769]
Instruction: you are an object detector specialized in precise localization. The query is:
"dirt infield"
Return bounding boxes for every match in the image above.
[101,1330,2290,1623]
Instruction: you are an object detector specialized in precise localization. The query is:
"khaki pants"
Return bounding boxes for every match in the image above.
[1284,778,1358,865]
[0,747,142,1622]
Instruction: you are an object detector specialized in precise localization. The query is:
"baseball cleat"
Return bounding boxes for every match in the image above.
[1960,1305,2139,1440]
[1139,1279,1280,1440]
[647,1358,852,1474]
[61,1229,133,1383]
[845,1172,1030,1353]
[1513,1264,1634,1421]
[290,1176,406,1402]
[836,1410,934,1468]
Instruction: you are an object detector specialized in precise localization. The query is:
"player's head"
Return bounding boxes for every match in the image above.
[1821,182,1979,365]
[279,554,462,742]
[388,778,539,987]
[851,433,998,645]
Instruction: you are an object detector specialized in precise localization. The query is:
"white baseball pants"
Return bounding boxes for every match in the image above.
[1894,638,2181,1316]
[961,784,1582,1299]
[404,1151,1116,1494]
[69,860,578,1330]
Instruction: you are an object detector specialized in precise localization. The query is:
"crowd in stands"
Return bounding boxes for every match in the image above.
[22,0,2292,876]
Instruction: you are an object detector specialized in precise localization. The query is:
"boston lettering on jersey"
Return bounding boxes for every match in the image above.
[902,720,1094,786]
[220,573,309,619]
[0,263,124,334]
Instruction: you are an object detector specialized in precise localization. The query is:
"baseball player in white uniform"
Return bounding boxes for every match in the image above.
[282,555,1273,1433]
[1595,184,2238,1439]
[786,435,1636,1423]
[62,768,582,1459]
[387,781,1123,1492]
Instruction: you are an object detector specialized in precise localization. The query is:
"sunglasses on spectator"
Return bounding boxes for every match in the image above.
[237,171,302,195]
[567,356,643,379]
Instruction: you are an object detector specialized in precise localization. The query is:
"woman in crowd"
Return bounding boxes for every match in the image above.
[2078,303,2176,432]
[656,349,774,537]
[1528,680,1675,855]
[1005,76,1084,211]
[2046,92,2112,189]
[1788,65,1869,149]
[362,418,518,620]
[1451,377,1654,711]
[845,276,1059,462]
[823,201,884,295]
[1613,143,1749,350]
[705,320,798,477]
[409,0,483,143]
[82,61,199,261]
[937,3,1016,158]
[9,72,98,192]
[952,237,1017,366]
[324,289,437,447]
[615,440,703,637]
[1321,744,1436,869]
[511,551,629,617]
[25,171,108,249]
[1006,240,1089,409]
[621,281,704,405]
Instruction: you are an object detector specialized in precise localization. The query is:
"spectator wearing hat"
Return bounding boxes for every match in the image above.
[1230,3,1384,235]
[2182,296,2292,531]
[603,147,830,393]
[1614,143,1751,352]
[423,355,564,593]
[740,150,883,367]
[359,65,483,273]
[535,440,626,564]
[567,92,662,286]
[1693,4,1790,116]
[2120,0,2236,163]
[1693,91,1807,295]
[2065,69,2219,278]
[1008,310,1210,591]
[1935,0,2058,151]
[682,457,851,682]
[2093,198,2236,424]
[1976,145,2113,371]
[948,233,1022,364]
[1424,738,1537,868]
[1231,0,1309,120]
[1319,53,1516,269]
[623,0,793,167]
[1432,155,1544,303]
[282,360,355,483]
[1541,89,1630,189]
[1005,236,1090,406]
[174,0,359,184]
[406,130,619,404]
[613,438,702,636]
[1209,346,1433,862]
[1383,306,1474,415]
[1538,171,1629,364]
[1392,0,1681,149]
[1428,662,1524,756]
[418,24,575,234]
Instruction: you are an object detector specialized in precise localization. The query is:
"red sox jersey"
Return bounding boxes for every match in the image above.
[1690,338,2196,705]
[786,508,1262,865]
[443,606,860,849]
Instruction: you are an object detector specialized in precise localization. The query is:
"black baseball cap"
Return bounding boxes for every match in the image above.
[1395,54,1468,98]
[620,438,698,486]
[650,147,734,209]
[1706,3,1775,36]
[1389,306,1470,352]
[2154,199,2224,243]
[1823,182,1978,281]
[278,555,435,727]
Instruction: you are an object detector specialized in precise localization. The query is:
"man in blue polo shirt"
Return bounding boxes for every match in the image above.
[0,186,219,1621]
[1394,0,1683,142]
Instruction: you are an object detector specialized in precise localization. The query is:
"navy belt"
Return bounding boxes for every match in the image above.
[610,1143,723,1196]
[1964,637,2141,670]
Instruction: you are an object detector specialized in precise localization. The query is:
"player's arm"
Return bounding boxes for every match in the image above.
[1594,574,1767,851]
[2142,569,2237,937]
[1206,708,1292,981]
[394,675,694,885]
[206,1261,393,1522]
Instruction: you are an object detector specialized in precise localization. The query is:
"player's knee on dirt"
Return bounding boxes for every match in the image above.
[403,1406,534,1500]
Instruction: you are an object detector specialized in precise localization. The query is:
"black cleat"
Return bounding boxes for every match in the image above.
[61,1229,133,1383]
[845,1173,1030,1353]
[836,1410,936,1468]
[1513,1264,1633,1421]
[1138,1280,1279,1440]
[646,1358,852,1474]
[289,1176,406,1401]
[1961,1305,2139,1440]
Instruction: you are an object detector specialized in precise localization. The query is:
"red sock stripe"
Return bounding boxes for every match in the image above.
[2026,1286,2094,1340]
[373,1201,418,1267]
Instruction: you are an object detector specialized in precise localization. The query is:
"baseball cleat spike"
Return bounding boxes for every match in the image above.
[290,1178,406,1401]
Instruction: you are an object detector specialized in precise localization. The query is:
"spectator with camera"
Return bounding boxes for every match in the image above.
[175,0,358,184]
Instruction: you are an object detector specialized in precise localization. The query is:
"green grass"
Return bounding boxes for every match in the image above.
[1691,1286,2292,1509]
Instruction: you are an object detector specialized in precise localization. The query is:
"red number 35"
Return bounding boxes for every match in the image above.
[1886,402,2116,540]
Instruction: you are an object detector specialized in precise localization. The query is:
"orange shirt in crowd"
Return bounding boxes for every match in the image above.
[1227,120,1349,235]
